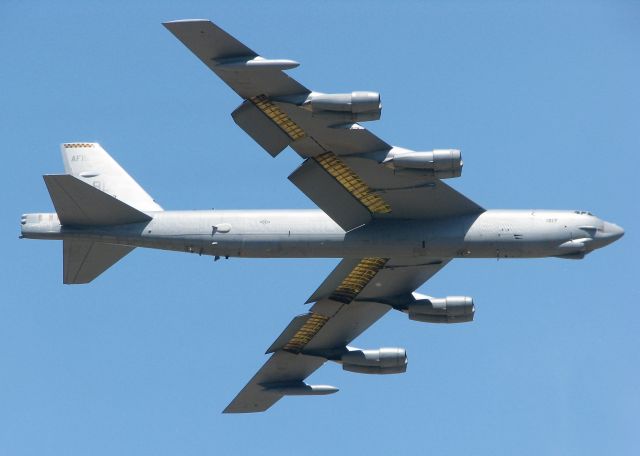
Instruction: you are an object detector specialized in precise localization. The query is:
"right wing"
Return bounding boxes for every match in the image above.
[164,20,484,231]
[223,257,449,413]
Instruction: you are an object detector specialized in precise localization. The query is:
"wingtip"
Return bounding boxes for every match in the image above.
[162,19,211,26]
[222,405,262,414]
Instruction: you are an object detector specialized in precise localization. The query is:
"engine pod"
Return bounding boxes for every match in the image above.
[341,347,407,374]
[383,147,463,179]
[302,91,382,123]
[408,296,474,323]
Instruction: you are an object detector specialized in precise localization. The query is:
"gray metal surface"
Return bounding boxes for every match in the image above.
[224,256,450,412]
[225,300,392,412]
[61,142,162,212]
[266,314,311,354]
[304,300,392,351]
[63,241,134,284]
[44,175,152,226]
[163,20,308,98]
[164,19,483,229]
[231,100,292,157]
[222,351,326,413]
[358,258,451,300]
[289,159,372,231]
[307,257,449,303]
[25,157,626,414]
[20,19,626,414]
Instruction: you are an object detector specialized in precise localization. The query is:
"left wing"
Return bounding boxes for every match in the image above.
[223,257,449,413]
[164,20,484,231]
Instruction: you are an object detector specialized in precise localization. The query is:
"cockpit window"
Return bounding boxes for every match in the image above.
[574,210,594,216]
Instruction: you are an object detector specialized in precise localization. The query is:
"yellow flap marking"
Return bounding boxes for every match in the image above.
[314,152,391,214]
[250,95,306,141]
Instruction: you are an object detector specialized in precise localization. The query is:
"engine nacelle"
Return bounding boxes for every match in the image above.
[408,295,474,323]
[383,147,462,179]
[341,347,407,375]
[302,91,381,123]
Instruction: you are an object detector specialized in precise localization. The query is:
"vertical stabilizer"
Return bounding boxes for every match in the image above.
[61,143,162,212]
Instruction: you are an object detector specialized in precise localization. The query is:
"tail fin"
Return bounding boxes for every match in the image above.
[60,142,162,212]
[47,142,159,284]
[45,176,145,283]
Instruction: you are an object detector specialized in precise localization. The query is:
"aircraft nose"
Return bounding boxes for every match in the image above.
[603,221,624,242]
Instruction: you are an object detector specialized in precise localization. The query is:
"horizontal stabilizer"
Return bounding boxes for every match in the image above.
[64,240,134,284]
[44,174,152,226]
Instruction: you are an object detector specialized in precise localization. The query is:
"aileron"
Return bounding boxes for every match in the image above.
[163,20,308,98]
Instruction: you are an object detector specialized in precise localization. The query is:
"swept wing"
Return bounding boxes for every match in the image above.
[164,20,479,412]
[164,20,483,231]
[224,258,449,413]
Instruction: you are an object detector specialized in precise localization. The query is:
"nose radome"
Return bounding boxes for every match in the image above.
[604,222,625,241]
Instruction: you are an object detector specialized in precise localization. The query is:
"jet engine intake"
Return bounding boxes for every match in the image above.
[302,91,381,123]
[408,296,474,323]
[341,347,407,375]
[383,147,462,179]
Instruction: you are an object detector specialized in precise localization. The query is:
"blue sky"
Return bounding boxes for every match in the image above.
[2,1,638,455]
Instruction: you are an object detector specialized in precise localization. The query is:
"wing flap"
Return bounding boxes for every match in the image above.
[289,159,371,231]
[307,257,451,303]
[303,300,392,352]
[231,100,292,157]
[358,258,451,300]
[265,313,312,354]
[306,258,375,303]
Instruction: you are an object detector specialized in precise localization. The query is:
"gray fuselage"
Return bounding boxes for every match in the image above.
[21,209,624,260]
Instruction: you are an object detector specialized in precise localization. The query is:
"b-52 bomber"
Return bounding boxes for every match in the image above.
[21,20,624,413]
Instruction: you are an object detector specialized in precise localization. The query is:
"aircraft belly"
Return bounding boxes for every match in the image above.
[24,210,579,260]
[229,234,420,258]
